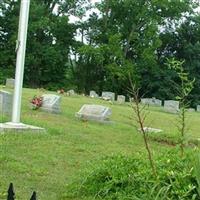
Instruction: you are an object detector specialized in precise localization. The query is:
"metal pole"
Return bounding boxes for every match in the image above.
[12,0,30,123]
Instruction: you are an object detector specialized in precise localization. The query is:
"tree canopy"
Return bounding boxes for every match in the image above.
[0,0,200,106]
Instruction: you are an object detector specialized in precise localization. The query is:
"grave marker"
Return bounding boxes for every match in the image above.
[0,90,13,116]
[117,95,125,104]
[164,100,179,113]
[90,91,99,98]
[102,92,115,101]
[141,97,162,106]
[41,94,61,114]
[6,79,15,88]
[76,104,112,122]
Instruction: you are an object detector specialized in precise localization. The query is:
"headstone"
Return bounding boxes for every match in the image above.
[6,78,15,88]
[41,94,61,113]
[164,100,179,113]
[141,97,162,106]
[67,89,75,96]
[0,90,13,116]
[76,104,112,122]
[187,108,195,112]
[102,92,115,101]
[129,97,134,102]
[197,105,200,112]
[90,91,99,98]
[117,95,125,104]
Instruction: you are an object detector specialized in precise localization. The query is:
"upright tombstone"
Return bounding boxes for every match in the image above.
[76,104,112,122]
[0,90,13,116]
[197,105,200,112]
[102,92,115,101]
[164,100,179,113]
[117,95,125,104]
[6,78,15,88]
[90,90,99,98]
[67,89,75,96]
[41,94,61,114]
[141,97,162,106]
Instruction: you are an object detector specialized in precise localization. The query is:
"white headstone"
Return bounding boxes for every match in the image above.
[0,90,13,116]
[76,104,112,122]
[117,95,125,104]
[164,100,179,113]
[41,94,61,113]
[102,92,115,101]
[6,78,15,88]
[197,105,200,112]
[141,97,162,106]
[90,90,99,98]
[139,127,163,133]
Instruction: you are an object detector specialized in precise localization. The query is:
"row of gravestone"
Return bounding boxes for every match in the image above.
[3,79,200,112]
[0,91,111,123]
[1,90,199,123]
[140,97,200,113]
[90,91,126,104]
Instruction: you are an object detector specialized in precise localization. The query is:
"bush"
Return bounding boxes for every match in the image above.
[65,150,200,200]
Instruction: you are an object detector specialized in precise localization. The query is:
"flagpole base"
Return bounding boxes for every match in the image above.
[0,122,45,133]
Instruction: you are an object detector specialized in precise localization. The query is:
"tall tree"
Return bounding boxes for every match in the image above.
[0,0,77,88]
[158,14,200,106]
[72,0,194,96]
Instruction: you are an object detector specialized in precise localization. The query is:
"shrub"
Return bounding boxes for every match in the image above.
[65,150,200,200]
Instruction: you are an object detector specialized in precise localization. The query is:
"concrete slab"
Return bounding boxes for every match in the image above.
[138,127,163,133]
[0,122,45,133]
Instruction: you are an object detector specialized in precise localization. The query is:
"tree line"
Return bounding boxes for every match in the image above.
[0,0,200,106]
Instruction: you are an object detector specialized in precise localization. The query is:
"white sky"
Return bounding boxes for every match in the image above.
[69,0,101,23]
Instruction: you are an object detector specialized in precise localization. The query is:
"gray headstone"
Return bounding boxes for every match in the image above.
[141,97,162,106]
[0,90,13,116]
[164,100,179,113]
[41,94,61,114]
[129,97,134,102]
[197,105,200,112]
[90,90,99,98]
[6,78,15,88]
[76,104,112,122]
[102,91,115,101]
[67,89,75,96]
[117,95,125,104]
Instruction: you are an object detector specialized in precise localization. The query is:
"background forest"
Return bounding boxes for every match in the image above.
[1,0,200,107]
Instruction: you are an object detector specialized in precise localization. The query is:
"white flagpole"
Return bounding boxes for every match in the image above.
[12,0,30,124]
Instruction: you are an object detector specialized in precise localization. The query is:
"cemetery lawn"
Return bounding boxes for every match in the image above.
[0,87,200,200]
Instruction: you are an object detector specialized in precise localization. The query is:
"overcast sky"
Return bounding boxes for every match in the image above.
[69,0,101,23]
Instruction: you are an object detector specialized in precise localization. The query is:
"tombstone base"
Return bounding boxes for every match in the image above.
[0,122,45,133]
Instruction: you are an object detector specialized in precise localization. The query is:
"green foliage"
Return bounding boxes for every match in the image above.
[167,58,195,155]
[158,13,200,106]
[0,0,75,88]
[193,151,200,197]
[167,58,195,102]
[71,0,193,96]
[66,150,200,200]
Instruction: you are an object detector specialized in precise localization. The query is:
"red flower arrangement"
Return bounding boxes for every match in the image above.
[30,95,43,110]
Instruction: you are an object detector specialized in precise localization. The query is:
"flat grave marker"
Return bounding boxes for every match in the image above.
[76,104,112,122]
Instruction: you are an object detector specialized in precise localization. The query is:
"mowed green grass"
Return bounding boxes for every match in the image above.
[0,86,200,200]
